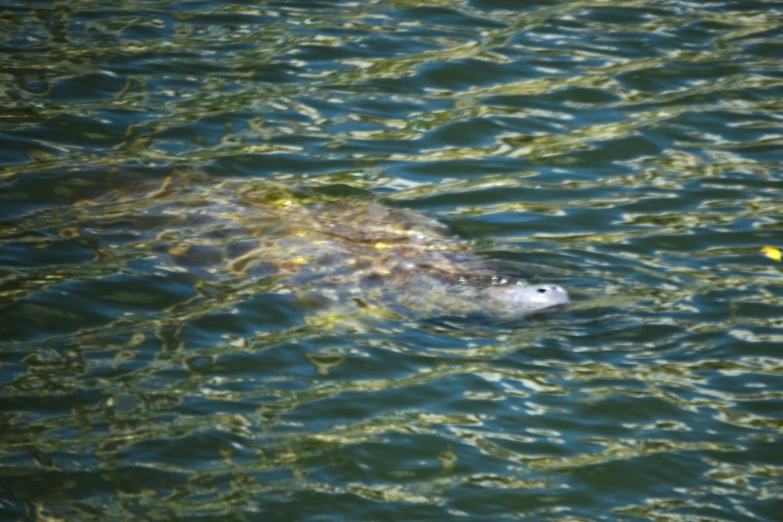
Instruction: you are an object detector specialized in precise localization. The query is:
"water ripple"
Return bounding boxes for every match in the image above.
[1,0,782,520]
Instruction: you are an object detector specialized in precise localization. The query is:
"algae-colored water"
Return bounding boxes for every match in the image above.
[1,1,782,520]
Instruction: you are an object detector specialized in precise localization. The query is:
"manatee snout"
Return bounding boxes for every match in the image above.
[486,283,570,315]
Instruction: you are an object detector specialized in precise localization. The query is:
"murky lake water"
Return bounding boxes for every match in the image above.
[2,1,783,520]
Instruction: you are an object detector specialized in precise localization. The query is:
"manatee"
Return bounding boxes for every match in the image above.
[77,175,569,320]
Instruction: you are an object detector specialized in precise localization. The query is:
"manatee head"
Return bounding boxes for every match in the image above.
[484,282,570,316]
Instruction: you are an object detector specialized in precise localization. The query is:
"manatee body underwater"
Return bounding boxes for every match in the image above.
[67,175,570,323]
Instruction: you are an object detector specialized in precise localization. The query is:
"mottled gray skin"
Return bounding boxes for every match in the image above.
[88,178,570,319]
[384,264,570,318]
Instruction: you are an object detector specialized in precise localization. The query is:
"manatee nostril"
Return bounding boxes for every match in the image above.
[537,288,547,293]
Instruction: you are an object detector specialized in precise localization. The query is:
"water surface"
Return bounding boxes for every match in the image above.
[1,0,783,520]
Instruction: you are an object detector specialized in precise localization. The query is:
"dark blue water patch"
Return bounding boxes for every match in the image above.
[0,31,49,54]
[611,185,704,215]
[560,133,666,165]
[47,72,127,103]
[582,5,676,26]
[567,391,703,435]
[658,122,740,151]
[717,138,783,164]
[677,19,748,48]
[251,101,321,126]
[0,389,83,423]
[736,22,783,51]
[414,186,628,223]
[298,444,377,489]
[393,6,508,31]
[692,358,778,396]
[744,39,783,63]
[187,292,307,338]
[1,389,118,444]
[256,489,439,522]
[291,20,379,42]
[417,58,539,92]
[482,97,574,125]
[154,113,242,148]
[491,116,571,142]
[266,134,331,156]
[0,349,29,387]
[176,341,312,383]
[482,424,593,464]
[671,502,766,522]
[1,290,120,343]
[585,321,688,354]
[616,61,746,96]
[248,61,302,84]
[706,0,782,13]
[281,44,359,69]
[283,374,478,435]
[502,39,614,73]
[419,118,507,149]
[297,134,419,159]
[629,82,783,121]
[104,464,188,506]
[322,26,451,58]
[520,50,608,77]
[289,41,387,63]
[117,50,235,78]
[324,118,390,137]
[447,479,592,520]
[167,9,272,27]
[573,33,672,62]
[113,19,180,44]
[348,433,457,482]
[0,132,63,167]
[326,76,430,96]
[711,440,783,494]
[0,468,120,511]
[18,79,50,96]
[0,491,24,520]
[734,298,783,325]
[668,102,783,136]
[0,237,96,268]
[150,139,197,156]
[101,105,161,133]
[730,325,783,358]
[12,113,127,150]
[573,452,708,511]
[116,428,254,470]
[605,231,715,266]
[70,272,199,313]
[269,95,350,126]
[0,165,164,217]
[628,226,780,259]
[467,0,561,13]
[489,90,626,127]
[340,33,448,60]
[317,341,441,381]
[82,221,182,259]
[542,86,626,107]
[338,94,432,120]
[203,153,358,178]
[385,158,526,185]
[270,0,347,10]
[724,395,783,427]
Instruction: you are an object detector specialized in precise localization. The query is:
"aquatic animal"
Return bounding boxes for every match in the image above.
[77,175,570,320]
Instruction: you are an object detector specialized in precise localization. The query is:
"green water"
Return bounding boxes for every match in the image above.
[2,0,783,520]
